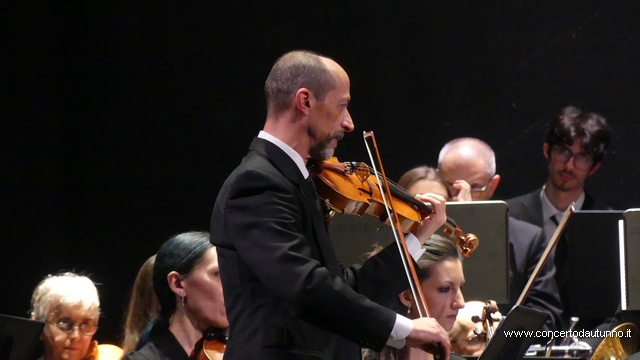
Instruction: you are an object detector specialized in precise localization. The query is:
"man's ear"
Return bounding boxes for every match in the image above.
[294,88,313,116]
[543,143,550,161]
[588,162,601,176]
[485,174,501,199]
[398,289,413,307]
[167,271,186,298]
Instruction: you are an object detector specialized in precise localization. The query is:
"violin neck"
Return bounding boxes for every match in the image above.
[387,182,433,215]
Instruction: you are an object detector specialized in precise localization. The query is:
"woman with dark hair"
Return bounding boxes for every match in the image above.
[122,231,228,360]
[363,234,466,360]
[121,255,159,354]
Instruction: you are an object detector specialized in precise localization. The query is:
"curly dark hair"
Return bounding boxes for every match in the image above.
[545,106,610,164]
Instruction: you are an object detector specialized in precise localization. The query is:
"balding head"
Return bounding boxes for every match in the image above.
[437,138,501,201]
[264,50,337,116]
[438,138,496,176]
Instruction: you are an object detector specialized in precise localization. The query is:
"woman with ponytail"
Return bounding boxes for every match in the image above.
[122,231,228,359]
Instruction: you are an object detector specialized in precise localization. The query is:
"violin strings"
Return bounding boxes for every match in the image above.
[364,164,407,193]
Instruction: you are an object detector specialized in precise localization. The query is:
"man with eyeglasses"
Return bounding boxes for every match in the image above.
[437,137,563,333]
[507,106,610,242]
[507,106,611,332]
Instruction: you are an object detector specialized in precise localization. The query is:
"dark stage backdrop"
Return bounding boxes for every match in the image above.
[3,0,639,344]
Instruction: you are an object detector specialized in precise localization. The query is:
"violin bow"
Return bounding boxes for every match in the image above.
[515,204,575,306]
[363,131,432,318]
[363,131,447,359]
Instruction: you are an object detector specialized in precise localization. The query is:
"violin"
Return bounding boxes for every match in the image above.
[310,156,479,257]
[471,300,501,344]
[195,328,227,360]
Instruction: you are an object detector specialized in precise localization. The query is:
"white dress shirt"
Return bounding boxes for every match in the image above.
[540,185,585,241]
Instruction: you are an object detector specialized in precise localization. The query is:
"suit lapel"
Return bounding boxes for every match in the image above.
[249,138,342,274]
[521,189,544,227]
[298,178,342,274]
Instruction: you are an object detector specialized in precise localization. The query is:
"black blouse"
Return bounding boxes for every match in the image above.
[121,328,190,360]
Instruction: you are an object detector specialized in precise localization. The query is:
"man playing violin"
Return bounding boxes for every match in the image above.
[437,137,563,332]
[211,50,452,359]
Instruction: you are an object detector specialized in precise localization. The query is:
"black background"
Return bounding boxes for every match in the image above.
[3,0,639,344]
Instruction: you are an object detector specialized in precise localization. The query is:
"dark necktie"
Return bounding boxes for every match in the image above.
[305,177,324,213]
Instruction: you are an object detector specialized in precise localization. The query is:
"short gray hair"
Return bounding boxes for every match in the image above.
[30,272,100,323]
[264,50,337,115]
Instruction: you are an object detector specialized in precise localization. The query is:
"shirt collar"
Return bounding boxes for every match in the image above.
[258,131,309,178]
[540,184,586,220]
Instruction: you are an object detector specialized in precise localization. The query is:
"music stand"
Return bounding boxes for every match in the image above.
[623,209,640,311]
[328,211,394,265]
[476,305,550,360]
[328,201,510,304]
[0,314,44,360]
[564,210,623,321]
[441,201,509,304]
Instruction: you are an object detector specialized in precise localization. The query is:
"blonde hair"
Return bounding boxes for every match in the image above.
[121,255,159,354]
[30,272,100,323]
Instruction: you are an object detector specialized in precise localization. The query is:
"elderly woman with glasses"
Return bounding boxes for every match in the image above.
[30,272,122,360]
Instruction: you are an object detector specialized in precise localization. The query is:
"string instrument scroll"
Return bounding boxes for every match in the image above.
[471,300,501,344]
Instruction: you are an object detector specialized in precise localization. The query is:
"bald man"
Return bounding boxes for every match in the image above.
[212,51,452,359]
[437,138,562,332]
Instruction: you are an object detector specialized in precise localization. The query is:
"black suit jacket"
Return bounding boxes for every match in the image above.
[506,187,607,330]
[506,188,605,229]
[507,217,563,332]
[211,138,412,359]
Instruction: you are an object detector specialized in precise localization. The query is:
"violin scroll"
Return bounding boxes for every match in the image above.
[471,300,501,343]
[443,226,479,258]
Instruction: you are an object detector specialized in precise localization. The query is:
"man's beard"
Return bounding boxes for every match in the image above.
[309,131,344,161]
[550,170,580,192]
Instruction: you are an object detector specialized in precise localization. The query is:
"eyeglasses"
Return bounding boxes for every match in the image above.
[550,145,593,170]
[48,318,97,336]
[444,180,491,195]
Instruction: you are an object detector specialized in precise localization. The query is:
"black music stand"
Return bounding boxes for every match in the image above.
[443,201,509,304]
[328,201,510,304]
[564,210,623,322]
[623,209,640,311]
[476,305,550,360]
[0,314,44,360]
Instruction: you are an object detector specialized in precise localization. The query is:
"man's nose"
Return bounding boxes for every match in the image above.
[565,154,578,169]
[342,111,354,133]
